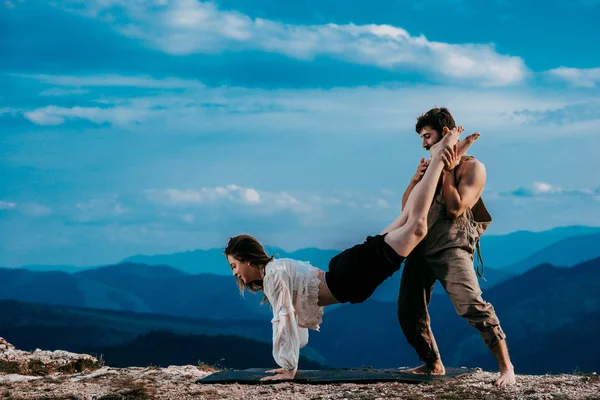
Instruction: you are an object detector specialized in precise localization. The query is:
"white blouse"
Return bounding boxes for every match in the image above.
[263,258,324,371]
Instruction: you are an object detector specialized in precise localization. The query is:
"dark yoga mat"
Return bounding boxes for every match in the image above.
[197,366,478,385]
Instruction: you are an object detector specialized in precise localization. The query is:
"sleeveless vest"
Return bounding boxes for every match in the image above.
[413,155,492,276]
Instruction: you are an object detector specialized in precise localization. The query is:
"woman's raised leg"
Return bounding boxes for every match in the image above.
[384,130,479,257]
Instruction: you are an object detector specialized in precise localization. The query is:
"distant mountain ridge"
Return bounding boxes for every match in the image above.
[7,225,600,276]
[3,225,600,320]
[121,246,340,275]
[478,225,600,268]
[503,232,600,274]
[122,225,600,274]
[0,263,272,320]
[1,255,600,374]
[0,300,324,370]
[8,264,86,273]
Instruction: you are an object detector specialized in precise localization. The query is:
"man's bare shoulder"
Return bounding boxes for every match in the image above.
[458,156,486,179]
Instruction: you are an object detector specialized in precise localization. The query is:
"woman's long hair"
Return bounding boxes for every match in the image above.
[223,234,274,301]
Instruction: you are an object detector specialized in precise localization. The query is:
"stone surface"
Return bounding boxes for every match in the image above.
[1,337,599,399]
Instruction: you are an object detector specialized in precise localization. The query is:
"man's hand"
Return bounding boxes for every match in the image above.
[260,367,297,381]
[412,157,431,183]
[442,144,461,171]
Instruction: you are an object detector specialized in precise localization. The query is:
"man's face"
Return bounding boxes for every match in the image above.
[419,125,442,153]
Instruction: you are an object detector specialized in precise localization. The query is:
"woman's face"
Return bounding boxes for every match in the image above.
[227,255,261,284]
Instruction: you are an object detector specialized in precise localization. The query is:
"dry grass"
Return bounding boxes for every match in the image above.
[96,375,156,400]
[197,361,220,373]
[0,361,21,375]
[57,357,103,374]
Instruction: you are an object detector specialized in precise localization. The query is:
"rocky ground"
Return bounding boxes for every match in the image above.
[1,338,599,400]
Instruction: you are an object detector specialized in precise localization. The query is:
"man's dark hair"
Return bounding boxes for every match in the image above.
[415,107,456,135]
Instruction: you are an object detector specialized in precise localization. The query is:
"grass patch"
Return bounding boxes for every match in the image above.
[58,358,102,374]
[197,361,220,373]
[28,359,49,376]
[96,387,151,400]
[96,376,154,400]
[0,361,22,375]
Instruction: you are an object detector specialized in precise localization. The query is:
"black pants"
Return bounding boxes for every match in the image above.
[325,234,405,304]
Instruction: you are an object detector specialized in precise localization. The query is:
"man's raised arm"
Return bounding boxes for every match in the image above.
[441,150,486,219]
[402,158,430,210]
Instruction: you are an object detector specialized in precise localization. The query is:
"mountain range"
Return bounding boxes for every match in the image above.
[1,255,598,374]
[9,225,600,276]
[3,226,600,312]
[0,264,272,320]
[2,226,600,374]
[0,300,324,370]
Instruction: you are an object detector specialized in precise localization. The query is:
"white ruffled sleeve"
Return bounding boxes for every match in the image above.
[264,268,301,371]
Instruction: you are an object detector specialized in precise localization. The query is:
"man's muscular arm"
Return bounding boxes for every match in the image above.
[441,158,486,219]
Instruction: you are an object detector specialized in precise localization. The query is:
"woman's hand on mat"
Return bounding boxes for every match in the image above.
[412,158,431,183]
[442,143,461,171]
[260,367,297,381]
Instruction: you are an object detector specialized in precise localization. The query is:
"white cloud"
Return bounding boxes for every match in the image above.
[243,188,261,204]
[23,105,148,126]
[0,200,51,216]
[310,195,342,206]
[18,73,599,137]
[0,201,16,210]
[181,214,194,223]
[40,87,90,96]
[23,109,66,125]
[146,187,233,206]
[363,198,392,209]
[38,186,383,239]
[146,185,311,213]
[0,107,21,116]
[546,67,600,88]
[18,203,52,216]
[142,184,404,225]
[58,0,528,86]
[508,100,600,127]
[75,196,129,218]
[507,182,599,198]
[532,182,561,195]
[375,198,390,208]
[20,73,205,90]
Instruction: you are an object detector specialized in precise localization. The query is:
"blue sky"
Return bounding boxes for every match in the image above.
[1,0,600,266]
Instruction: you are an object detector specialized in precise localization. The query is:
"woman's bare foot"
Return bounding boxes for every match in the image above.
[456,132,480,157]
[431,126,480,161]
[405,360,446,375]
[430,127,461,159]
[495,366,516,387]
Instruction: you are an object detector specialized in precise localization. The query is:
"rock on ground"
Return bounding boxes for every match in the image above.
[1,337,599,399]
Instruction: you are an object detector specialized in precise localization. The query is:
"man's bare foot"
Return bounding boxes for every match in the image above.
[405,360,446,375]
[495,366,516,387]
